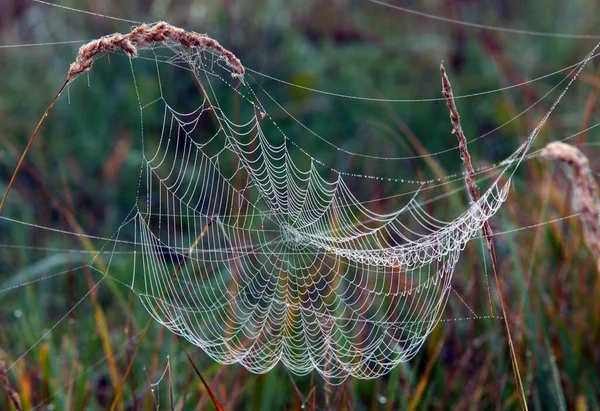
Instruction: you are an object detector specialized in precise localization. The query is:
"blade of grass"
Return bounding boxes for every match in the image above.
[407,335,444,411]
[109,319,152,411]
[169,357,175,411]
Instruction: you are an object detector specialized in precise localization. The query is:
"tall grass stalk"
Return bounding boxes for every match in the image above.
[440,63,528,410]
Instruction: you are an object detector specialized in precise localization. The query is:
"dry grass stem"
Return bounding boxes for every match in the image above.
[0,357,23,411]
[540,142,600,273]
[0,81,67,214]
[440,63,528,410]
[69,22,244,79]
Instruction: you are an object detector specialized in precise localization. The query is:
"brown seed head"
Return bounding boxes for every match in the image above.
[68,22,244,80]
[541,142,600,273]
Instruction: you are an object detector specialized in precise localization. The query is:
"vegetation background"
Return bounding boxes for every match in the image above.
[0,0,599,409]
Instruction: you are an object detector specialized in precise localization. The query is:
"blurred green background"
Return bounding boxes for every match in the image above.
[1,0,600,409]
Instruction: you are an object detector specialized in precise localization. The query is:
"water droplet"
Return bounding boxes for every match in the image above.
[378,395,388,404]
[14,309,22,318]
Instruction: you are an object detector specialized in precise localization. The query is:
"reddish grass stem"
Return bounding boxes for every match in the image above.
[177,337,224,411]
[0,79,68,214]
[0,358,23,411]
[440,64,528,410]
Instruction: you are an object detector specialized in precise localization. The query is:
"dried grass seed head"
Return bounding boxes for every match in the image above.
[541,142,600,273]
[68,21,244,80]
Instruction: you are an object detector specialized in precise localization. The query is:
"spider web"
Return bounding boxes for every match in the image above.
[0,13,598,389]
[94,37,588,383]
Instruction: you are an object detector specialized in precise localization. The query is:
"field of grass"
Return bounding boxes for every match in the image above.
[1,1,599,409]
